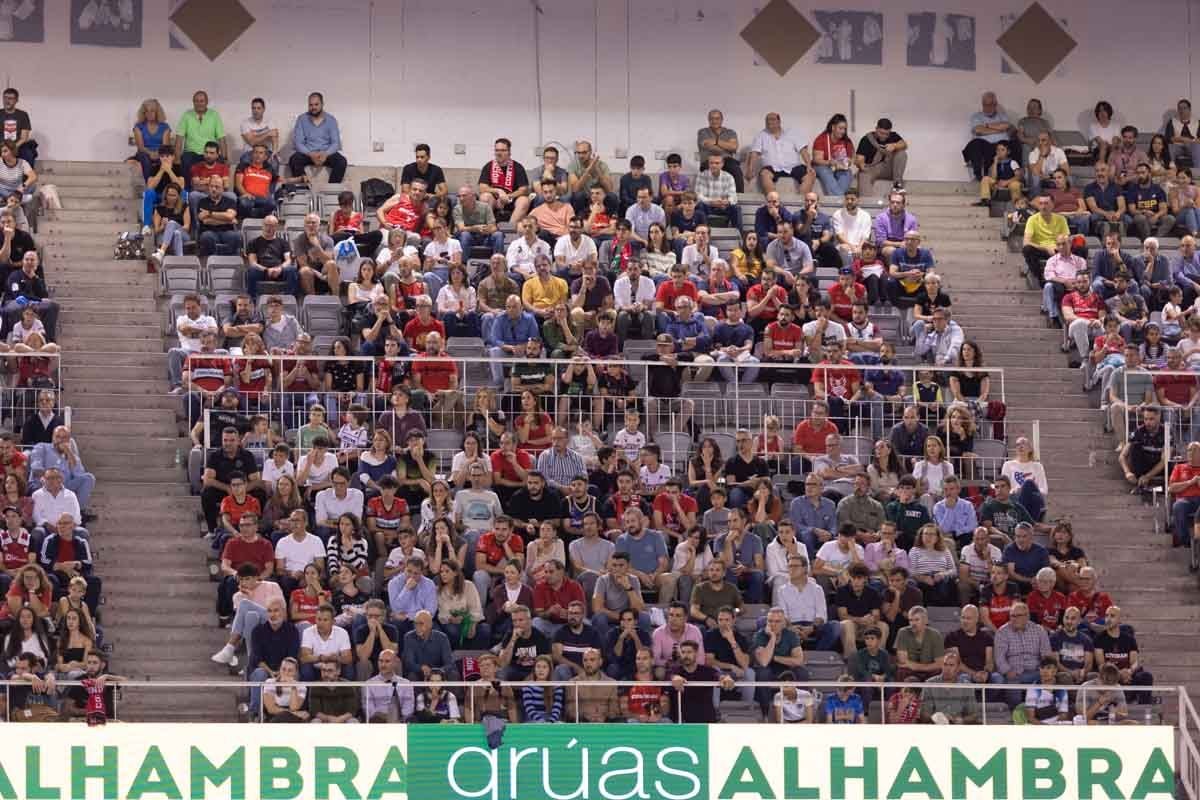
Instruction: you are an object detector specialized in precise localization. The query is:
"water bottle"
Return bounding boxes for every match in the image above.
[174,448,183,468]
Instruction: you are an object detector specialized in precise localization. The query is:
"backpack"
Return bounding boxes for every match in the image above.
[360,178,395,209]
[113,231,144,260]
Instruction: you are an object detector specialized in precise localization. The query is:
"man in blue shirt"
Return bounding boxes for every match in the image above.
[932,476,978,548]
[288,93,346,183]
[1124,163,1176,240]
[962,91,1018,180]
[614,508,675,602]
[789,474,837,559]
[795,191,841,268]
[713,302,759,383]
[486,294,541,387]
[1083,162,1126,239]
[754,191,793,243]
[887,230,935,307]
[386,556,438,639]
[1001,522,1050,591]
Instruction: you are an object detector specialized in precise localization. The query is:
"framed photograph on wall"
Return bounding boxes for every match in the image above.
[0,0,44,44]
[907,13,975,71]
[71,0,142,48]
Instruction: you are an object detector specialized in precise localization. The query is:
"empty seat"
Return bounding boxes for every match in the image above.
[653,431,692,474]
[301,295,344,336]
[425,429,464,472]
[205,255,246,294]
[161,263,201,296]
[842,435,872,460]
[970,438,1007,481]
[1053,129,1087,148]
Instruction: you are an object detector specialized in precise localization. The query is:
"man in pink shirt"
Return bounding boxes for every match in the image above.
[1041,234,1086,328]
[651,601,705,678]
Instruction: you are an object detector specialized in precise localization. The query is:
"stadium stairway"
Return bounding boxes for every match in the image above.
[901,182,1200,705]
[38,161,234,721]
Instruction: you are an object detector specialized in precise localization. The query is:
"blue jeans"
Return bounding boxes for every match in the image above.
[699,202,742,230]
[245,264,299,300]
[458,230,505,256]
[248,667,270,719]
[199,229,243,257]
[442,311,481,338]
[159,219,190,256]
[1173,495,1200,546]
[141,187,188,226]
[814,166,853,196]
[237,194,277,219]
[1180,207,1200,235]
[732,569,766,603]
[801,620,843,652]
[1000,669,1039,707]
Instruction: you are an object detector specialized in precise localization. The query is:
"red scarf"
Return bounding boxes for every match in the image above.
[489,160,515,191]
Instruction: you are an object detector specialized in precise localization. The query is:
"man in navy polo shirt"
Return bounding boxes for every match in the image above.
[1002,522,1050,591]
[1124,163,1176,240]
[1083,162,1126,239]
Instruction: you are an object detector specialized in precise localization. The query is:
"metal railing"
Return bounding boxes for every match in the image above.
[1180,689,1200,798]
[0,677,1174,726]
[0,351,62,438]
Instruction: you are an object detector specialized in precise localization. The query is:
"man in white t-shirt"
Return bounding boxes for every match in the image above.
[813,526,865,593]
[831,190,874,258]
[274,508,327,596]
[505,218,552,279]
[680,224,719,278]
[747,112,813,195]
[1026,131,1068,194]
[299,604,353,680]
[239,97,280,164]
[313,468,365,535]
[614,259,657,340]
[553,216,598,278]
[801,299,847,353]
[167,294,219,394]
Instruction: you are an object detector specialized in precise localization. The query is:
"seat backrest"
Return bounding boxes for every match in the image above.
[1054,129,1087,148]
[706,431,736,462]
[162,266,199,295]
[258,293,298,318]
[971,438,1008,479]
[652,431,692,473]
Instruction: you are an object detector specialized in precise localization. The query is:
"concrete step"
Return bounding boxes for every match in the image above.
[52,297,158,313]
[44,209,136,224]
[40,173,135,189]
[56,337,163,354]
[50,185,139,200]
[58,324,159,340]
[53,282,158,299]
[45,198,138,213]
[60,391,180,411]
[42,220,137,237]
[39,161,138,177]
[60,310,163,326]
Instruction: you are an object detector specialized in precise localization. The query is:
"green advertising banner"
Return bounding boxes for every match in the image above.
[0,722,1174,799]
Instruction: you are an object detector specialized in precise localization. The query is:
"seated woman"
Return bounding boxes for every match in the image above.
[948,341,990,406]
[524,520,565,585]
[355,429,397,498]
[262,477,303,540]
[4,563,52,624]
[1001,436,1048,522]
[324,513,372,595]
[140,144,182,236]
[6,306,57,354]
[419,480,455,537]
[755,415,787,475]
[437,264,480,339]
[520,655,565,723]
[147,184,190,270]
[421,518,467,576]
[811,114,855,196]
[514,390,554,455]
[289,562,330,631]
[8,332,59,387]
[127,98,173,181]
[906,523,958,607]
[867,439,902,502]
[450,432,492,490]
[262,656,309,722]
[55,606,95,680]
[912,435,954,512]
[346,258,385,312]
[2,605,51,675]
[1047,520,1087,594]
[687,437,724,512]
[435,559,489,648]
[485,560,533,646]
[944,403,978,479]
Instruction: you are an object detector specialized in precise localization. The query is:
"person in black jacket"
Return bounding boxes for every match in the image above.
[39,513,100,614]
[21,390,62,446]
[1,250,55,340]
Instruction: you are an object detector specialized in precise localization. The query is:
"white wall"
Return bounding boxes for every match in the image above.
[9,0,1200,180]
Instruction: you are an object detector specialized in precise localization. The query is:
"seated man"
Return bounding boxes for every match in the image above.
[38,512,100,613]
[195,175,240,258]
[244,215,297,300]
[185,140,234,222]
[1119,406,1166,495]
[913,308,964,367]
[775,553,842,652]
[1091,605,1153,698]
[1125,162,1176,240]
[1025,131,1068,195]
[0,88,35,166]
[479,137,531,223]
[694,154,742,230]
[1060,275,1107,369]
[453,185,504,256]
[962,91,1018,181]
[748,112,812,195]
[1,249,56,341]
[1084,161,1127,240]
[377,179,434,246]
[401,610,458,682]
[292,213,340,296]
[29,426,96,518]
[1108,126,1148,189]
[530,178,573,243]
[288,93,346,183]
[567,140,616,215]
[872,191,918,263]
[1041,234,1085,327]
[234,144,278,220]
[856,117,907,194]
[886,230,935,307]
[400,143,447,198]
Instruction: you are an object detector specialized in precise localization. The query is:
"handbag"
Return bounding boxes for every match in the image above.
[114,231,145,260]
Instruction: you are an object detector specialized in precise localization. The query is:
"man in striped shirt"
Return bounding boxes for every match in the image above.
[993,601,1052,706]
[536,427,586,494]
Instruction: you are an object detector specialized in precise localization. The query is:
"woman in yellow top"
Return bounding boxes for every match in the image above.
[729,230,766,287]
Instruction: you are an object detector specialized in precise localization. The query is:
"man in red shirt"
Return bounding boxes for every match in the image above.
[828,267,867,323]
[472,515,526,600]
[792,400,839,459]
[653,263,698,334]
[181,331,232,430]
[1026,567,1068,631]
[1065,566,1114,633]
[531,559,585,637]
[745,267,788,335]
[377,179,434,241]
[763,304,805,383]
[187,140,234,221]
[217,512,274,622]
[1060,275,1107,369]
[402,295,446,350]
[411,331,462,429]
[650,478,698,545]
[0,506,32,582]
[217,472,262,549]
[234,144,277,219]
[491,431,533,505]
[811,342,861,434]
[1169,440,1200,547]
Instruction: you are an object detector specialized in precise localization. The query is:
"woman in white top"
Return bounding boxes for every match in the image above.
[672,528,715,603]
[1001,436,1048,523]
[450,432,492,489]
[774,677,816,723]
[347,258,385,307]
[436,264,480,338]
[912,435,954,511]
[907,523,957,607]
[524,520,566,584]
[419,480,455,535]
[423,219,464,281]
[867,439,903,502]
[1089,100,1120,165]
[376,228,415,277]
[435,559,488,648]
[262,657,309,722]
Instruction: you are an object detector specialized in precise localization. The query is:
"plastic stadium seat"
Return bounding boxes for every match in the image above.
[1159,237,1181,251]
[205,256,246,294]
[705,431,737,462]
[165,293,209,336]
[971,438,1008,481]
[772,473,802,501]
[842,435,872,460]
[212,294,239,328]
[621,339,657,360]
[1054,130,1087,148]
[1120,237,1141,250]
[161,264,201,297]
[301,295,344,336]
[425,429,463,472]
[653,431,692,474]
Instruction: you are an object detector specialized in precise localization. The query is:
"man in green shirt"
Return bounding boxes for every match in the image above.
[921,649,980,723]
[894,605,945,681]
[568,140,615,214]
[176,90,226,189]
[689,558,743,629]
[1021,195,1069,283]
[979,475,1034,544]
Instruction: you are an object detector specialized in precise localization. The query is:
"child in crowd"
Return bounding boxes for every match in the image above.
[613,409,646,466]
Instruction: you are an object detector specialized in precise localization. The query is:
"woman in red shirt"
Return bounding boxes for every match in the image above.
[328,190,384,255]
[812,113,855,196]
[288,563,329,627]
[514,390,553,455]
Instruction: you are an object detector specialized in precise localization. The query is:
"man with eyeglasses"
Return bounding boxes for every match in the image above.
[993,600,1053,706]
[313,467,365,542]
[478,137,532,223]
[216,512,275,624]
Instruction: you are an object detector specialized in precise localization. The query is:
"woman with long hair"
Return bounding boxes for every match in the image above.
[129,98,173,181]
[515,390,554,454]
[912,435,954,510]
[450,432,492,489]
[686,436,725,512]
[5,563,51,622]
[347,258,384,308]
[325,513,372,594]
[642,223,676,283]
[1001,435,1049,522]
[150,183,191,264]
[415,668,461,722]
[324,336,366,421]
[263,475,304,536]
[812,113,855,195]
[355,428,397,497]
[1090,100,1119,164]
[466,387,507,447]
[262,657,309,722]
[520,655,565,722]
[867,439,903,501]
[730,230,766,288]
[288,563,330,629]
[419,480,455,536]
[949,340,990,403]
[435,559,489,648]
[55,607,95,679]
[944,403,978,479]
[907,524,957,607]
[1147,133,1175,184]
[2,473,32,527]
[486,560,533,645]
[671,527,715,604]
[422,517,468,578]
[524,521,565,585]
[437,263,480,338]
[1047,520,1087,593]
[3,605,51,672]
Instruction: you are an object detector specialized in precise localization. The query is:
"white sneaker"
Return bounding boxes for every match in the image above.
[168,386,184,395]
[211,644,236,665]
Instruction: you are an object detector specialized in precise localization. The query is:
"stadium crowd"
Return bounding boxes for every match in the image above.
[0,86,1176,725]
